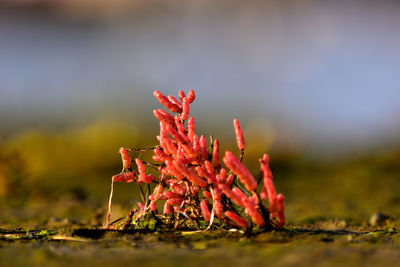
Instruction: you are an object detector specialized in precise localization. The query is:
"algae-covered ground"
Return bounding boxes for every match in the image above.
[1,126,400,266]
[2,224,400,267]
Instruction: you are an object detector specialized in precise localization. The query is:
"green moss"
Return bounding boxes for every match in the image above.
[131,212,160,231]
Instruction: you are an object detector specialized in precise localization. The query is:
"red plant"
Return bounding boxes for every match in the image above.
[105,90,285,230]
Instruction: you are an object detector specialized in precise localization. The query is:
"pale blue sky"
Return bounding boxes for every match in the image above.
[0,1,399,147]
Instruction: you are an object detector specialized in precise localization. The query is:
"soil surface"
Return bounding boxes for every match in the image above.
[2,223,400,267]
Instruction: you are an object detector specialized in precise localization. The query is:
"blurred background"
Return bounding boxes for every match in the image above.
[1,0,400,227]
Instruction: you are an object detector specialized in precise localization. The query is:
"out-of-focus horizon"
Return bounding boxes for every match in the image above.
[1,0,400,153]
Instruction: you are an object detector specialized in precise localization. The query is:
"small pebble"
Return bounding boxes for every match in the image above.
[346,234,354,242]
[369,213,390,226]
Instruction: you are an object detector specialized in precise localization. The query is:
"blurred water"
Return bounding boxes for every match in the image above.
[0,0,400,149]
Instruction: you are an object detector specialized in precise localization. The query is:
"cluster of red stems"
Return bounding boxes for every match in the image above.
[105,90,285,230]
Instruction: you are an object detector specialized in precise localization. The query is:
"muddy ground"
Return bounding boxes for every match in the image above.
[1,219,400,267]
